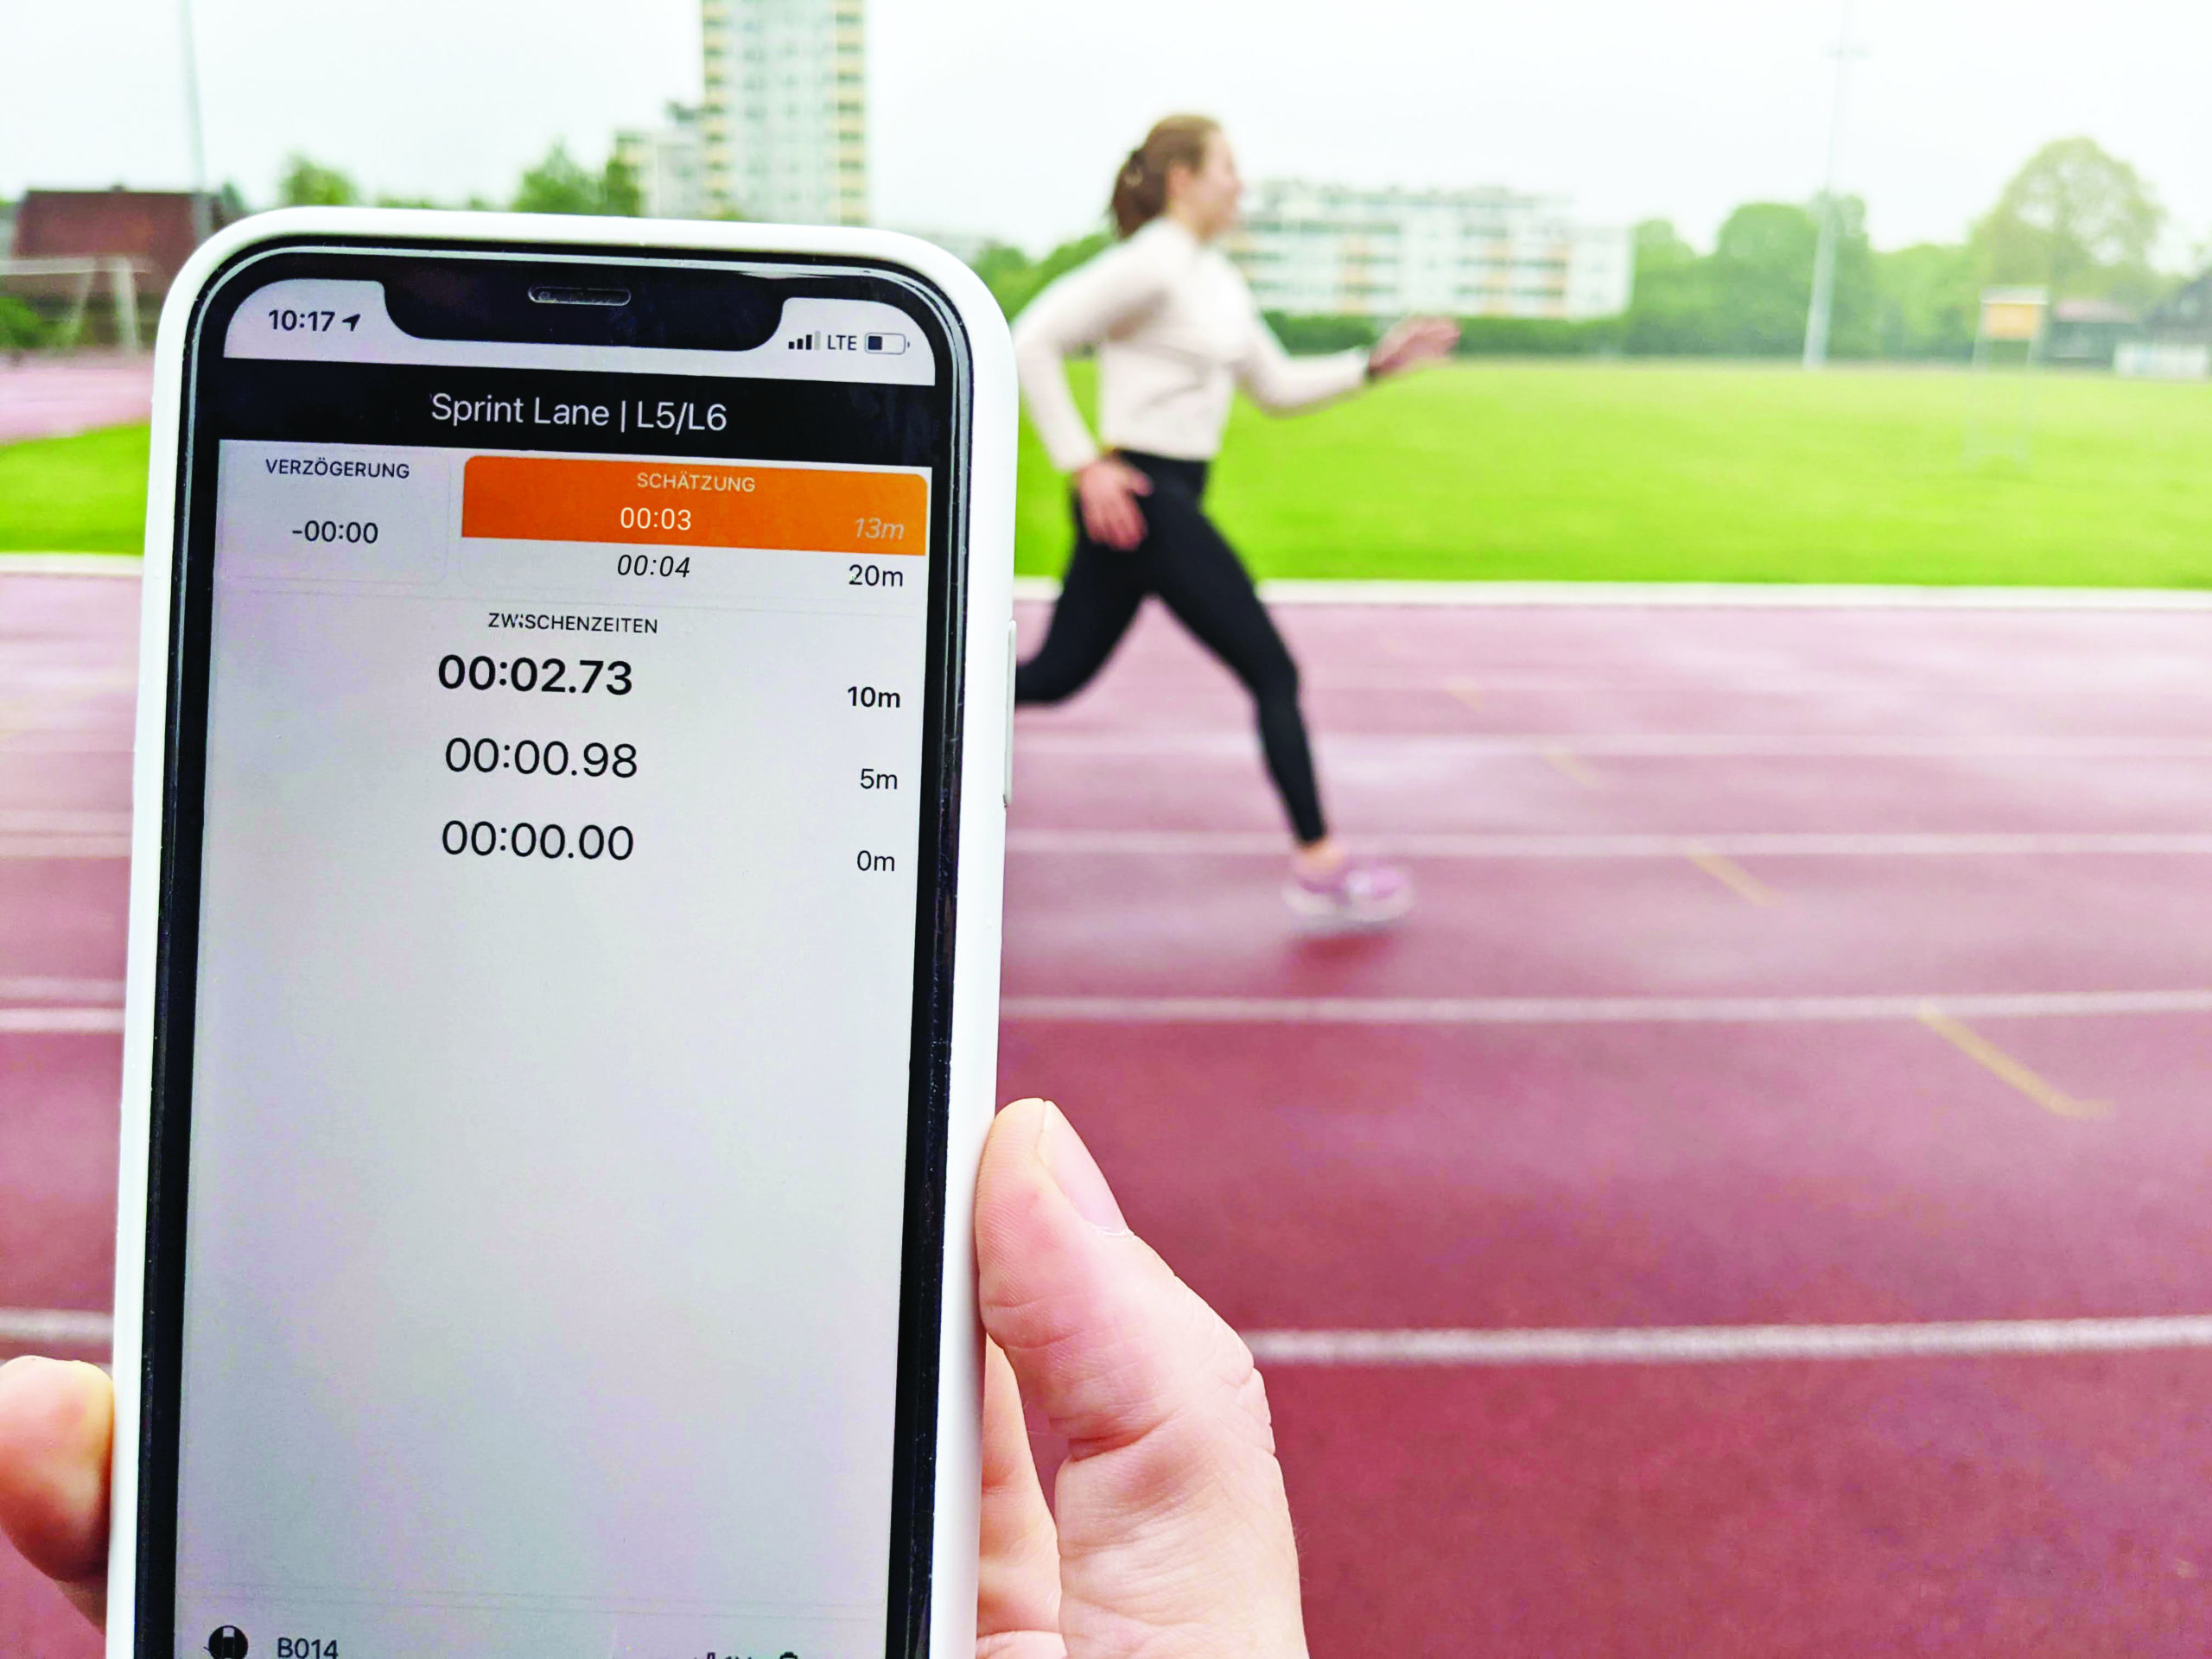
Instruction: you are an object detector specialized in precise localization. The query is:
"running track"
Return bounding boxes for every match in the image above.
[7,568,2212,1652]
[0,357,155,447]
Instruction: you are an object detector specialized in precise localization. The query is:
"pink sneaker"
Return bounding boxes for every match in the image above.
[1284,856,1413,926]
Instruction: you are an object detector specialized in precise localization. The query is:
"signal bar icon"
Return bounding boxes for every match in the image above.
[784,329,910,355]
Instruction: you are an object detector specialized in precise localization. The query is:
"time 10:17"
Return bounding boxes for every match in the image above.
[267,308,359,333]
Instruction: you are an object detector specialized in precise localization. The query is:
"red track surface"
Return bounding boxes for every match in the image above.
[1003,596,2212,1656]
[7,570,2212,1652]
[0,356,154,446]
[2,571,136,1656]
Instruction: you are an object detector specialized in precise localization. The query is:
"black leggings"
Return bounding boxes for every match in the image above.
[1015,451,1328,844]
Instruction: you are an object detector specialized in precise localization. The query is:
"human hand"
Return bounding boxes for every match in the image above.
[0,1355,111,1628]
[1368,315,1460,378]
[1073,456,1153,552]
[976,1098,1307,1656]
[0,1101,1311,1657]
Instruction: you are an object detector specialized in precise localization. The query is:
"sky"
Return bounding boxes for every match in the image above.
[6,0,2209,264]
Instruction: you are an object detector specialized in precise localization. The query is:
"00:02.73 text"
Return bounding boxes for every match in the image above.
[437,656,632,695]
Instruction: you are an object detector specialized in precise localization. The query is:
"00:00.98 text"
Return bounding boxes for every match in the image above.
[445,739,637,778]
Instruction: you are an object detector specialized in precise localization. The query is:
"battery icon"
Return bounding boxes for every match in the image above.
[864,332,909,355]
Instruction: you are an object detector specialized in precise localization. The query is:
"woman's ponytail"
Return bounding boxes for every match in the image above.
[1109,116,1220,238]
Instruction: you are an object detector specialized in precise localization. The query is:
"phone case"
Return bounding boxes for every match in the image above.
[109,209,1014,1658]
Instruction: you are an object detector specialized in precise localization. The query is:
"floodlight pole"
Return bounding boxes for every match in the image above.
[1802,1,1858,371]
[178,0,212,243]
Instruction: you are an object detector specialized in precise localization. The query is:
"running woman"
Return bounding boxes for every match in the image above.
[1013,115,1458,925]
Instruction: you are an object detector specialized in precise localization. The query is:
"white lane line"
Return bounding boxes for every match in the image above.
[1243,1316,2212,1366]
[1301,671,2212,696]
[32,817,2212,864]
[1001,989,2212,1026]
[0,977,124,1003]
[0,836,131,859]
[0,555,143,578]
[0,1006,125,1033]
[1015,731,2212,760]
[0,810,131,833]
[1007,830,2212,859]
[16,1308,2210,1365]
[1013,575,2212,612]
[0,1308,113,1349]
[0,674,137,698]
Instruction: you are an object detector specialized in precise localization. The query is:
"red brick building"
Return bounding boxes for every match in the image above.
[8,188,243,295]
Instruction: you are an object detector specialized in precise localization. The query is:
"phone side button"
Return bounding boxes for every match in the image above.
[1003,620,1017,809]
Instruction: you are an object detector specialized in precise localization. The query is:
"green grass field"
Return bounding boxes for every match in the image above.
[1017,360,2212,587]
[8,362,2211,584]
[0,424,150,554]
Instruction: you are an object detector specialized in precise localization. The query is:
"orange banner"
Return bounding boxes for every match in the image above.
[462,455,927,555]
[1980,302,2044,343]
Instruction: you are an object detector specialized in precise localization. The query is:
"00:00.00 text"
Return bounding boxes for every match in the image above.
[442,821,634,860]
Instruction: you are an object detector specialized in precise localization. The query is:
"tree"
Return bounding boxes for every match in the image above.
[1621,199,1875,357]
[971,229,1113,320]
[1971,137,2163,302]
[598,155,643,218]
[1873,243,1977,359]
[1632,219,1697,273]
[278,154,358,207]
[0,292,45,355]
[966,242,1033,298]
[508,142,631,216]
[1620,254,1723,354]
[1711,201,1821,353]
[1263,312,1379,353]
[512,143,599,214]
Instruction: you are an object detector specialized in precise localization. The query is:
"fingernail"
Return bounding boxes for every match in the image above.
[1037,1103,1129,1235]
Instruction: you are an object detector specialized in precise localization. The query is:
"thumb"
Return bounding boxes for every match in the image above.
[0,1357,112,1630]
[976,1100,1307,1658]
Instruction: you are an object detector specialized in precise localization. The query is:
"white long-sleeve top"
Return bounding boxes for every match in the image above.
[1011,216,1370,474]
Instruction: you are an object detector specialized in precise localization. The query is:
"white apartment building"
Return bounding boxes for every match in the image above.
[700,0,868,226]
[1230,182,1633,321]
[614,106,707,220]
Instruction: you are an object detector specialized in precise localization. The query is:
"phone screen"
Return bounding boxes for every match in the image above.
[146,249,968,1659]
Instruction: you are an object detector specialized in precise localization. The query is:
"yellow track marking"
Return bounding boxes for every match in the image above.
[1917,1003,2113,1119]
[1685,842,1778,906]
[1541,744,1603,787]
[1445,678,1482,711]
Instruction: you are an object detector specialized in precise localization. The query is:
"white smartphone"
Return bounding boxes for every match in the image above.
[107,210,1014,1659]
